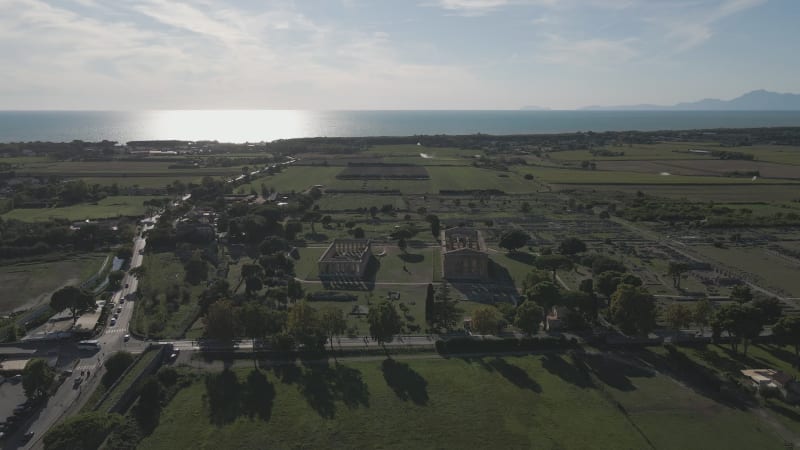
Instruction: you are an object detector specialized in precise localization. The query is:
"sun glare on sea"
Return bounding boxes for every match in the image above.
[144,110,312,142]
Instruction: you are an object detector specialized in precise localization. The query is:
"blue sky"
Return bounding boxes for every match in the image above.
[0,0,797,109]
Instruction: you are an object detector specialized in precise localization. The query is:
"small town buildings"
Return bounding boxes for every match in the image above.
[318,239,373,279]
[441,227,489,281]
[741,369,800,400]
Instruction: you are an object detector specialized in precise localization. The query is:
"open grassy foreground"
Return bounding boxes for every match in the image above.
[137,354,784,450]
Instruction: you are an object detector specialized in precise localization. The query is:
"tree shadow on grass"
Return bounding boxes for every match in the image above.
[242,368,276,421]
[766,401,800,423]
[205,368,241,425]
[398,253,424,264]
[757,344,800,368]
[382,359,429,405]
[487,358,542,392]
[541,354,595,389]
[505,251,537,266]
[272,362,370,419]
[580,353,653,392]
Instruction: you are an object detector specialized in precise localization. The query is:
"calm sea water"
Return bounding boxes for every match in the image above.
[1,110,799,143]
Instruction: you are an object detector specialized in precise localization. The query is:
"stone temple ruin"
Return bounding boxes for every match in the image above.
[318,239,373,279]
[441,227,489,281]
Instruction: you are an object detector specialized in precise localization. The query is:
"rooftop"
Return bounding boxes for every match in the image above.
[442,227,486,253]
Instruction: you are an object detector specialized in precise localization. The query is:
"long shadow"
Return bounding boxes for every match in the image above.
[487,260,514,285]
[242,368,276,421]
[270,362,370,418]
[541,354,594,389]
[334,363,370,409]
[398,253,424,263]
[487,358,542,392]
[633,347,749,410]
[205,369,241,425]
[381,359,429,405]
[757,344,800,368]
[581,353,651,392]
[298,365,337,419]
[505,251,537,266]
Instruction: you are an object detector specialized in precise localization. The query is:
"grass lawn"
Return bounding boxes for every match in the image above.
[560,184,800,202]
[138,353,785,450]
[0,253,108,312]
[2,196,154,222]
[242,166,342,193]
[520,165,800,186]
[131,251,205,339]
[79,176,203,189]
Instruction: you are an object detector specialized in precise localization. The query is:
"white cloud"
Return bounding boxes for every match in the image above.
[536,33,639,67]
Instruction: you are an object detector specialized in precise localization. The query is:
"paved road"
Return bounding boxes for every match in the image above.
[11,223,155,450]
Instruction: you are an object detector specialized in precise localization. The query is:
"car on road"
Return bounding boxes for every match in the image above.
[124,334,130,341]
[10,374,21,383]
[73,376,83,388]
[110,318,117,326]
[22,431,34,443]
[116,307,122,313]
[124,283,129,289]
[169,349,180,360]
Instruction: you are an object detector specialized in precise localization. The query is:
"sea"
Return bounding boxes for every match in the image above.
[1,110,799,143]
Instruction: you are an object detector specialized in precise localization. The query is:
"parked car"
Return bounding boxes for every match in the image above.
[110,318,117,326]
[123,334,130,341]
[21,431,34,443]
[10,374,21,383]
[116,307,122,313]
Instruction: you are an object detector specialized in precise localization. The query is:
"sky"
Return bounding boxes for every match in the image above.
[0,0,798,110]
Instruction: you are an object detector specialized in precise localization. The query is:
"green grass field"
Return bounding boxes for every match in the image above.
[137,353,785,450]
[0,254,108,312]
[691,245,800,297]
[520,165,800,185]
[131,251,204,339]
[2,196,154,222]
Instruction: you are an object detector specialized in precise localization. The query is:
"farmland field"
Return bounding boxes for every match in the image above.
[520,165,800,185]
[138,354,785,450]
[1,196,154,221]
[0,253,108,312]
[558,184,800,202]
[593,159,800,179]
[691,245,800,297]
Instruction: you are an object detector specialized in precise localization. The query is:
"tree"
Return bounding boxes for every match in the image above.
[664,303,693,339]
[424,283,435,325]
[287,278,304,305]
[610,284,656,336]
[591,256,626,275]
[368,300,402,355]
[753,297,783,324]
[431,283,459,332]
[595,271,624,299]
[730,284,753,303]
[184,251,209,285]
[521,268,551,293]
[102,351,134,387]
[773,316,800,367]
[43,412,123,450]
[667,261,690,289]
[129,265,146,281]
[713,303,764,355]
[50,286,95,324]
[526,281,561,313]
[499,229,530,253]
[320,306,347,353]
[515,301,544,335]
[471,306,499,335]
[287,301,324,350]
[693,298,713,334]
[204,299,236,341]
[558,237,587,256]
[398,236,407,254]
[245,276,263,296]
[427,214,441,239]
[534,254,573,283]
[23,358,55,400]
[108,270,125,291]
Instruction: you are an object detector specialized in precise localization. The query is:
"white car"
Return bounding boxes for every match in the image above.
[110,318,117,326]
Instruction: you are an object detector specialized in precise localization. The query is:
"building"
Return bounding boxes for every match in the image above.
[741,369,799,400]
[441,227,489,281]
[318,239,373,279]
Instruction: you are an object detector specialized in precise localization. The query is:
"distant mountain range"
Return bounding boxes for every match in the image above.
[579,90,800,111]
